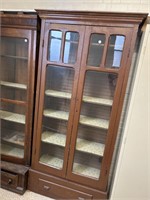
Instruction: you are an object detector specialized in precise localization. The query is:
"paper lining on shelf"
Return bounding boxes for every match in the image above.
[45,89,71,99]
[0,110,25,124]
[42,131,66,147]
[83,95,113,106]
[43,109,69,120]
[41,131,104,157]
[76,138,105,156]
[40,154,63,169]
[45,89,113,106]
[73,163,100,179]
[2,132,24,146]
[80,115,109,129]
[1,143,24,158]
[43,109,109,129]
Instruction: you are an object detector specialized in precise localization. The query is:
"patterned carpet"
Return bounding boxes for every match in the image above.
[0,188,54,200]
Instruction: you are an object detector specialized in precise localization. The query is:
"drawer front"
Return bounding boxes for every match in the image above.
[39,178,93,200]
[1,171,18,188]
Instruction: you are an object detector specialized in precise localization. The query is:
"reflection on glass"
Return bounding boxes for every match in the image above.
[48,30,62,62]
[39,65,75,169]
[72,71,118,179]
[0,36,28,101]
[106,35,125,68]
[63,32,79,64]
[87,34,105,67]
[0,37,28,58]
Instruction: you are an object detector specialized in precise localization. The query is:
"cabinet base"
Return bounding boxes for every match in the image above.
[28,169,107,199]
[0,161,29,195]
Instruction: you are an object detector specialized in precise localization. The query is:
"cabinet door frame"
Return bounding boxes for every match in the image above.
[66,25,138,190]
[0,28,37,165]
[31,22,85,178]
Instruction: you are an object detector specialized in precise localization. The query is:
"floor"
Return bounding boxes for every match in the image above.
[0,188,54,200]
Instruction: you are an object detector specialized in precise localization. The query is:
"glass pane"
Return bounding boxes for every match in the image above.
[63,32,79,64]
[72,71,118,179]
[0,37,28,57]
[0,36,28,101]
[105,35,125,69]
[0,102,26,158]
[39,65,75,169]
[48,30,62,62]
[87,34,105,67]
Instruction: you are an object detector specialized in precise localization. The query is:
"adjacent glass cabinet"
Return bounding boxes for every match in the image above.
[0,36,28,160]
[29,10,147,199]
[0,11,37,194]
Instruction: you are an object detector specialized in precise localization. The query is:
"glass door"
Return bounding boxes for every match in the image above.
[32,23,85,177]
[0,35,29,160]
[67,26,131,189]
[40,65,75,169]
[69,71,118,183]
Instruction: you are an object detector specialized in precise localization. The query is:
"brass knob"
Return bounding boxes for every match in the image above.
[8,179,12,184]
[43,185,50,190]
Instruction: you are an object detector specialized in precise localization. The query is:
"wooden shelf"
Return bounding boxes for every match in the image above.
[0,110,25,124]
[80,115,109,129]
[45,89,71,99]
[0,81,27,90]
[43,109,109,129]
[45,89,112,106]
[82,96,113,106]
[41,131,104,156]
[40,155,100,178]
[73,163,100,179]
[1,143,24,158]
[76,138,105,156]
[43,109,69,121]
[41,131,66,147]
[0,54,28,60]
[40,154,63,169]
[2,131,24,146]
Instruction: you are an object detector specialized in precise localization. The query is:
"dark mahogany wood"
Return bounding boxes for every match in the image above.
[0,11,37,29]
[28,169,107,199]
[0,11,37,194]
[29,10,148,199]
[0,11,37,165]
[0,161,29,194]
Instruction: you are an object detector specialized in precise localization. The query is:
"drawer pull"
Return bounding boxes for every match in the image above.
[43,185,50,190]
[78,197,85,200]
[8,179,12,185]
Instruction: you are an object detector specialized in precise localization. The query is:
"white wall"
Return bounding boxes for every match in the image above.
[1,1,150,199]
[1,0,150,13]
[110,23,150,200]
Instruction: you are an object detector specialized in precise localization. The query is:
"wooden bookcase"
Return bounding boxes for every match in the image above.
[26,10,147,199]
[0,11,37,194]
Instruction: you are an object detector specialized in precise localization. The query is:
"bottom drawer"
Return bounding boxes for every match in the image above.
[39,178,93,200]
[0,161,29,194]
[1,170,18,188]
